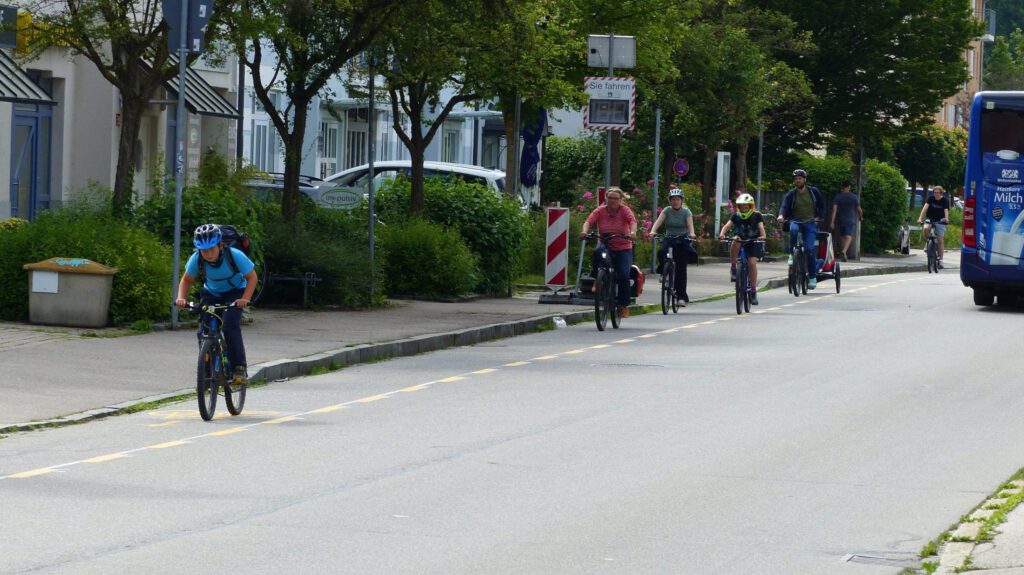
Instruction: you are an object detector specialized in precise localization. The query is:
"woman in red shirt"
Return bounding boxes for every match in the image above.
[579,187,638,317]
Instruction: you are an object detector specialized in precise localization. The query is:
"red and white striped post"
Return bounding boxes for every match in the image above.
[545,207,570,289]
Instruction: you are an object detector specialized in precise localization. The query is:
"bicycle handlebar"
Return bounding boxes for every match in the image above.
[179,301,239,314]
[654,233,695,241]
[719,237,765,244]
[584,232,634,241]
[921,218,949,224]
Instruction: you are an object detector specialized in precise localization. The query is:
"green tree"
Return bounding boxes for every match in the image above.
[984,29,1024,90]
[221,0,400,222]
[988,0,1024,37]
[19,0,237,218]
[893,124,968,206]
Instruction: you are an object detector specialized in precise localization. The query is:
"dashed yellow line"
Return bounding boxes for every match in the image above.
[589,344,611,349]
[149,440,190,449]
[207,428,247,436]
[504,361,531,367]
[263,416,301,424]
[356,394,390,402]
[532,355,558,360]
[310,404,348,412]
[470,368,498,375]
[562,349,586,355]
[147,421,180,428]
[398,384,431,393]
[636,334,657,339]
[437,376,465,383]
[83,453,129,463]
[7,468,57,479]
[614,338,636,344]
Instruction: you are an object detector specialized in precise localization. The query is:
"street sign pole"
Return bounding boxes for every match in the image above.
[651,106,661,274]
[604,33,613,192]
[170,0,188,329]
[368,54,376,302]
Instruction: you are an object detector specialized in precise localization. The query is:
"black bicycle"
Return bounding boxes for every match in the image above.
[655,234,692,314]
[722,238,764,315]
[183,302,246,421]
[785,218,819,297]
[922,218,947,273]
[586,232,631,331]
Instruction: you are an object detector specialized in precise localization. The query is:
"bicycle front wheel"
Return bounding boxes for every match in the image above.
[594,268,610,331]
[735,266,744,315]
[196,339,218,421]
[225,371,246,416]
[609,275,621,329]
[798,249,808,295]
[742,266,751,313]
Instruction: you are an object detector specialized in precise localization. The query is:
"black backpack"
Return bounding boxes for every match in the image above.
[197,225,252,290]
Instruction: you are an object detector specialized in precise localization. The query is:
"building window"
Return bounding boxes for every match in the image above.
[442,128,460,163]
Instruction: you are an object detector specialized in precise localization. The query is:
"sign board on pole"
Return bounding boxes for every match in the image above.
[163,0,211,53]
[673,158,689,177]
[583,77,636,131]
[0,6,18,49]
[544,207,570,288]
[714,151,731,237]
[587,35,636,69]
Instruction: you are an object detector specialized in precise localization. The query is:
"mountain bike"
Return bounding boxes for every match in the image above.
[655,234,692,314]
[722,238,763,315]
[183,302,246,421]
[922,218,946,273]
[586,232,631,331]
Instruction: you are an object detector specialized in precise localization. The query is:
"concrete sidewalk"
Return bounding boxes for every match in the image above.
[3,247,1022,574]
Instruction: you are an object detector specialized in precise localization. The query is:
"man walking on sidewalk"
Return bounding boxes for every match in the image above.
[830,181,863,262]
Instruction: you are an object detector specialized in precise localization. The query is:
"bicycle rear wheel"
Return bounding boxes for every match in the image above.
[225,371,246,416]
[661,261,674,315]
[594,268,610,331]
[926,240,936,273]
[197,339,218,421]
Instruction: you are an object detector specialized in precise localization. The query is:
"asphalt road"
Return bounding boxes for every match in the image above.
[2,272,1022,575]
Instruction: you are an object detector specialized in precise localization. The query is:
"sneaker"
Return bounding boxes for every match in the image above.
[730,266,736,282]
[787,255,794,265]
[749,290,758,305]
[938,259,944,269]
[840,253,848,262]
[808,277,817,289]
[232,366,248,386]
[619,306,630,318]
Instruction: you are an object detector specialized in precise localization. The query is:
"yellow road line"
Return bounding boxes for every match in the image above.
[147,421,179,428]
[437,376,465,383]
[532,355,558,360]
[263,415,300,424]
[207,428,246,436]
[504,361,531,367]
[149,440,190,449]
[310,404,347,412]
[356,394,390,402]
[83,453,129,463]
[614,338,635,344]
[562,349,586,355]
[637,334,657,339]
[470,368,498,375]
[588,344,611,349]
[7,468,57,479]
[398,384,431,393]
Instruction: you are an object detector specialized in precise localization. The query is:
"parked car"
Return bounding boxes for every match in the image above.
[325,161,523,207]
[244,173,361,210]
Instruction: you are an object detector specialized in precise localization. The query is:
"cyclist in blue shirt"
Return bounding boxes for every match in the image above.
[777,168,826,289]
[175,224,258,384]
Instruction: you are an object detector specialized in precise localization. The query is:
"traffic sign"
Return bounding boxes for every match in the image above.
[583,77,636,131]
[673,158,689,177]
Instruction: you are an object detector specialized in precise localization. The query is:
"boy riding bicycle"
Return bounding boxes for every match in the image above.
[718,194,767,305]
[175,224,258,385]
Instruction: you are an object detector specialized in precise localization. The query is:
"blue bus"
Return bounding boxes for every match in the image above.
[961,91,1024,306]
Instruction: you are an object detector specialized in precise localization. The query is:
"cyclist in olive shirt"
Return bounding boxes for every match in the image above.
[777,169,826,289]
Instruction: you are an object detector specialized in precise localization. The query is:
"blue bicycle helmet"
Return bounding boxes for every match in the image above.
[193,224,222,250]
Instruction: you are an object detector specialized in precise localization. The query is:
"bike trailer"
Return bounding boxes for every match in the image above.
[816,231,837,273]
[629,265,644,297]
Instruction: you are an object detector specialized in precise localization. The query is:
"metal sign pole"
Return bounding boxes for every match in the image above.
[651,106,661,274]
[170,0,189,328]
[368,55,376,301]
[604,33,613,191]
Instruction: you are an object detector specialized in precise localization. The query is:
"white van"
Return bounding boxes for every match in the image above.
[325,161,521,206]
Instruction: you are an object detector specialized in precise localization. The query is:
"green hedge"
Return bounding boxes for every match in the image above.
[379,219,480,298]
[0,211,172,324]
[373,177,530,294]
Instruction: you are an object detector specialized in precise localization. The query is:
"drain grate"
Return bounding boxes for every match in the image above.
[842,553,919,567]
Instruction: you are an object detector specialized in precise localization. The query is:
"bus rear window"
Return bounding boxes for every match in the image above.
[980,108,1024,155]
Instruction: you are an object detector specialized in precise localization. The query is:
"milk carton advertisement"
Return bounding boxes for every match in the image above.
[982,152,1024,266]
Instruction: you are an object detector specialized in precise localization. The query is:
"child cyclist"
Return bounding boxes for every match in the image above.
[175,224,258,385]
[718,193,767,305]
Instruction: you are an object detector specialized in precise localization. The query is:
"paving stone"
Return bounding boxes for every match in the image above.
[954,522,983,540]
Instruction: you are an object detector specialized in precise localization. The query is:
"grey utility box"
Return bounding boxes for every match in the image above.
[23,258,118,328]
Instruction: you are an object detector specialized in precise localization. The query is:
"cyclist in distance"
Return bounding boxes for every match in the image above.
[718,193,767,305]
[175,224,258,385]
[777,168,826,289]
[646,187,697,305]
[917,185,950,269]
[580,186,638,318]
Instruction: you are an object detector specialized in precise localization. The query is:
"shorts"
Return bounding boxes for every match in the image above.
[837,223,857,237]
[740,240,764,259]
[927,222,947,237]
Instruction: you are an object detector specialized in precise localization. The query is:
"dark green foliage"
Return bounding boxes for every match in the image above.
[259,208,382,308]
[0,210,172,323]
[861,160,909,254]
[541,135,605,207]
[373,176,530,294]
[379,219,480,298]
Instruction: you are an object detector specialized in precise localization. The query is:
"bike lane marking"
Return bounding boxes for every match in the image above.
[4,275,927,481]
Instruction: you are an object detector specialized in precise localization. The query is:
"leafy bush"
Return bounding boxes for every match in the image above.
[0,210,172,324]
[258,208,382,308]
[379,219,479,298]
[861,159,910,254]
[373,176,530,294]
[541,135,605,207]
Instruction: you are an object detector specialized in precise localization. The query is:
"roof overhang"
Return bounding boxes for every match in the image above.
[0,50,55,106]
[143,57,238,118]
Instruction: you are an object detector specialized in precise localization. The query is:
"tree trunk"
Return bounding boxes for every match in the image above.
[735,139,749,193]
[407,99,426,214]
[113,98,147,218]
[281,101,310,222]
[502,106,517,201]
